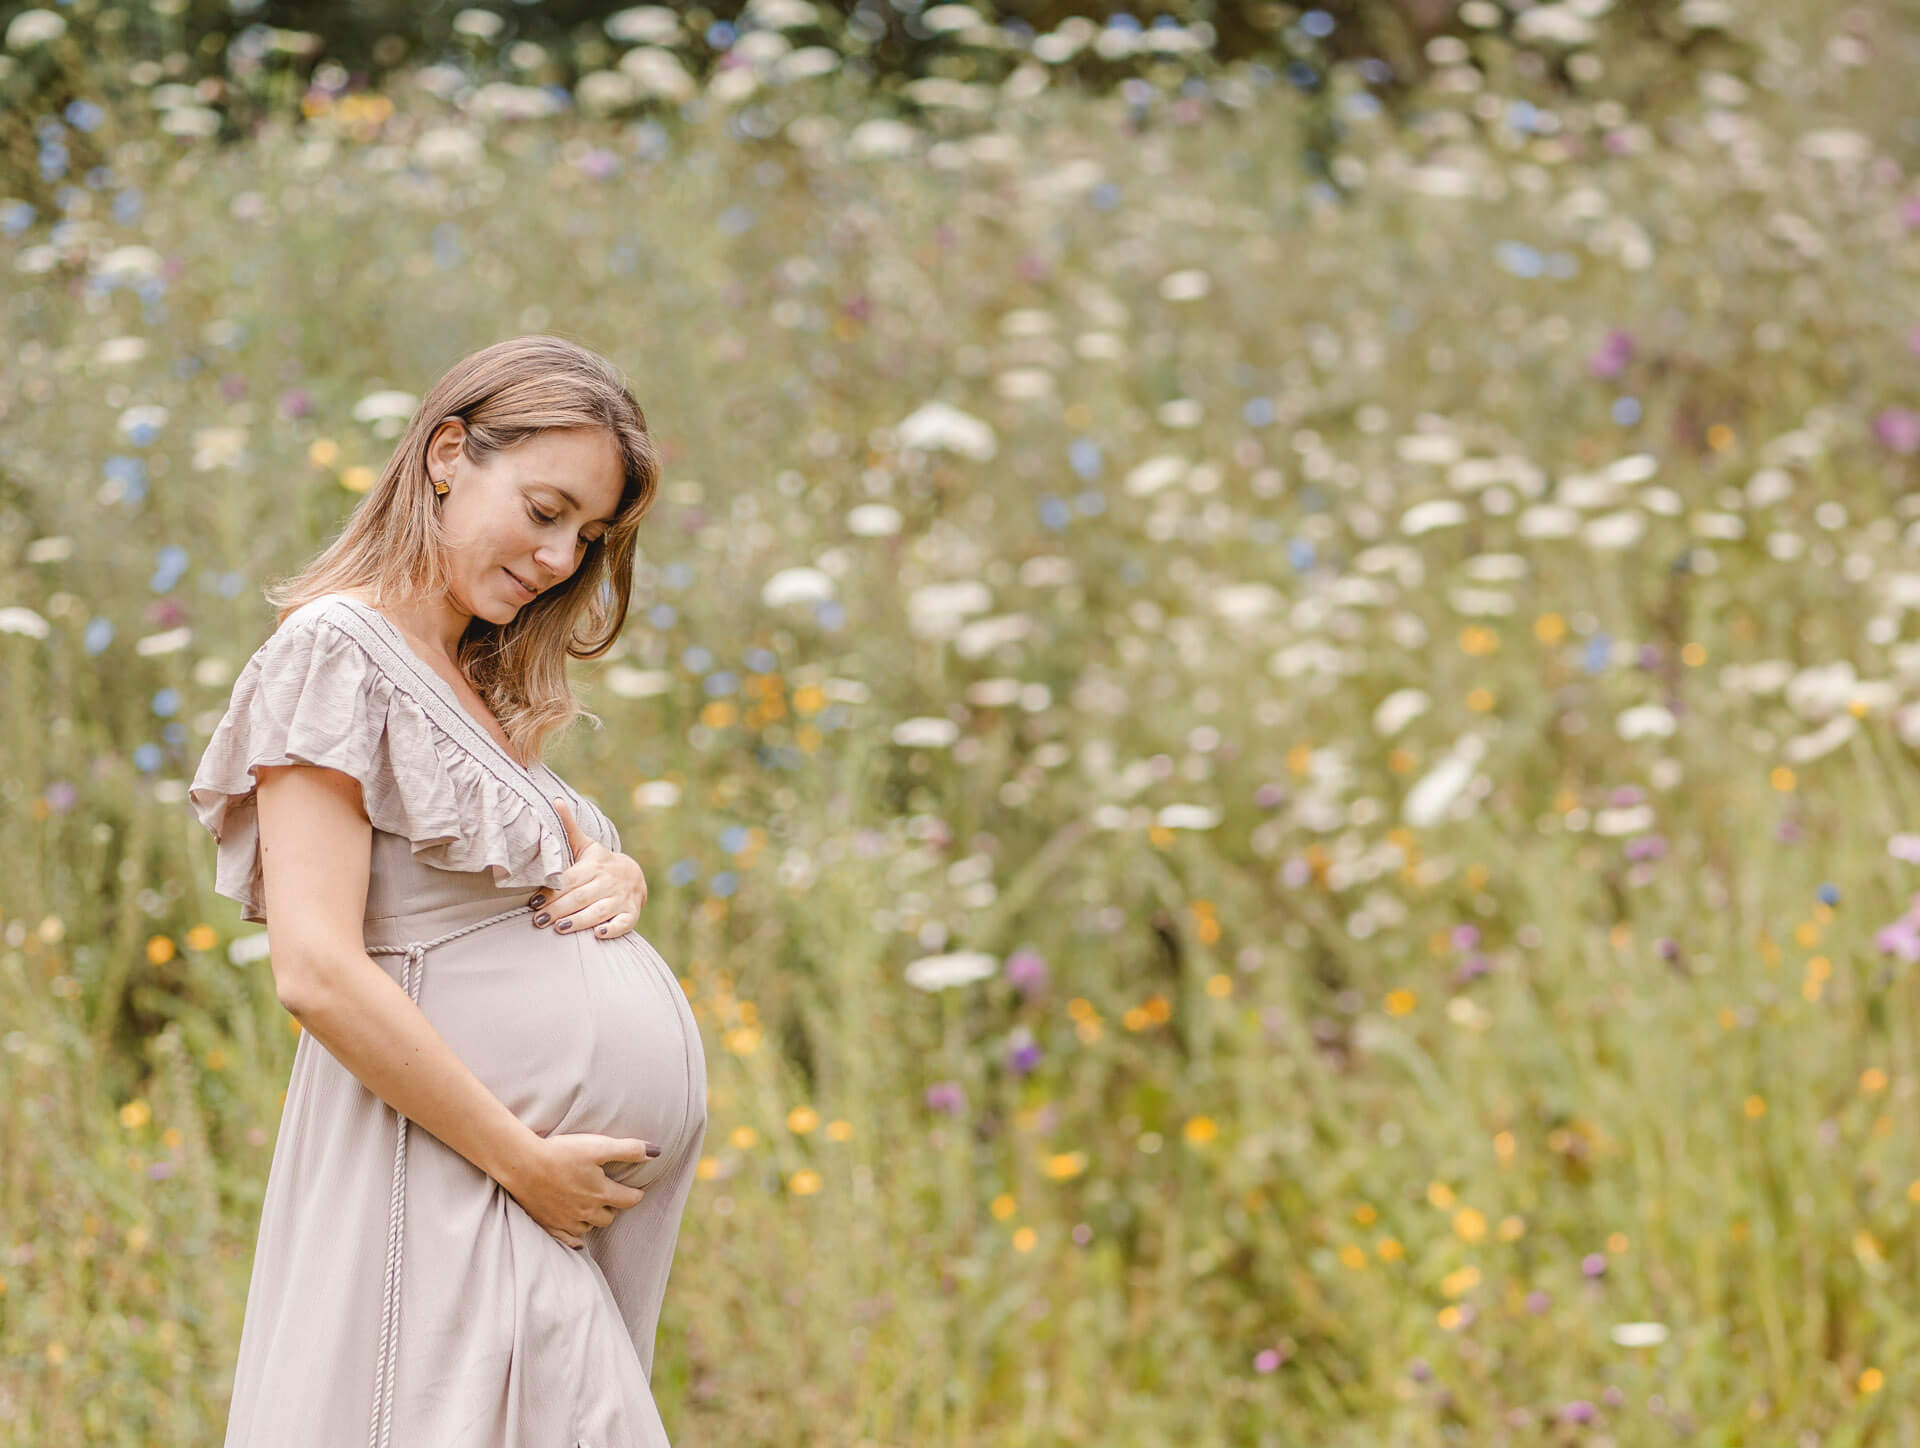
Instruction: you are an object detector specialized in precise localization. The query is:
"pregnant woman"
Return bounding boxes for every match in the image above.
[187,335,708,1447]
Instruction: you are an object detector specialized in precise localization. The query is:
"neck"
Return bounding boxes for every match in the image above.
[361,593,470,667]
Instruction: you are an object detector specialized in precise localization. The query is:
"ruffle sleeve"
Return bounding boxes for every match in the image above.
[187,610,570,925]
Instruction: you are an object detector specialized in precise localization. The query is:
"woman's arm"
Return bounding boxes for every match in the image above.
[253,762,547,1191]
[253,763,654,1245]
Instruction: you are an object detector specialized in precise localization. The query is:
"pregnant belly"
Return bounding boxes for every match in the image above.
[409,914,701,1189]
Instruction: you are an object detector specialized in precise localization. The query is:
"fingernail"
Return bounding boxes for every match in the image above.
[595,925,607,937]
[529,894,546,909]
[646,1143,662,1158]
[556,921,571,932]
[534,912,550,927]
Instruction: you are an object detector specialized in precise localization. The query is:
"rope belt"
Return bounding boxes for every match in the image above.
[362,903,534,1448]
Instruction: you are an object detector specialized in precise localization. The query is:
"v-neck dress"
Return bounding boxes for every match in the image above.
[187,592,708,1448]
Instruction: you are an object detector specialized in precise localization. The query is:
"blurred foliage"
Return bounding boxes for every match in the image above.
[1,0,1767,210]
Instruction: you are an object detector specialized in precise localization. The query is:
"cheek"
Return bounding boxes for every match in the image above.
[448,514,528,571]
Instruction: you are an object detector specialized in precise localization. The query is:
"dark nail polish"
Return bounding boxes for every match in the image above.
[646,1143,662,1158]
[533,912,550,927]
[529,894,546,909]
[556,920,571,932]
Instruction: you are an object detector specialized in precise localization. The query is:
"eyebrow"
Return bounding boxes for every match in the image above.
[542,485,619,527]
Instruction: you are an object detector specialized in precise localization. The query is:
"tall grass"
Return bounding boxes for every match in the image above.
[8,4,1920,1441]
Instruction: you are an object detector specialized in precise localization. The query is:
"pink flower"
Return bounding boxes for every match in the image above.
[1874,407,1920,455]
[1004,949,1048,998]
[923,1081,966,1116]
[1876,916,1920,962]
[1587,328,1635,380]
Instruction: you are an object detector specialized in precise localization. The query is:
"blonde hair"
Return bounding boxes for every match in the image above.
[266,334,661,766]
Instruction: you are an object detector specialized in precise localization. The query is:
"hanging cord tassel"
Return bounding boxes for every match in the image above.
[367,942,426,1448]
[359,903,544,1445]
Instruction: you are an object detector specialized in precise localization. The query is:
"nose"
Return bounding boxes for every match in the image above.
[530,541,573,584]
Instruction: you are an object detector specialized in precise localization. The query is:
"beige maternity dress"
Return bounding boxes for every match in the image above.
[187,592,708,1448]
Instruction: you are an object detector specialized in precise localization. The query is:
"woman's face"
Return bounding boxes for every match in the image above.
[427,420,625,624]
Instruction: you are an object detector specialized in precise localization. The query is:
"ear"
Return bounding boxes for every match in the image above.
[427,416,466,471]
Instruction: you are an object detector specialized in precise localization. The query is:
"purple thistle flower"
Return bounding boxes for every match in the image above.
[1526,1289,1552,1313]
[1582,1252,1609,1278]
[1450,924,1480,951]
[577,146,619,180]
[1004,949,1049,999]
[1006,1026,1041,1076]
[1450,954,1492,987]
[277,387,312,419]
[1623,833,1668,863]
[1587,328,1636,380]
[924,1080,966,1116]
[1875,917,1920,962]
[1559,1399,1598,1425]
[1873,407,1920,455]
[1253,1348,1281,1373]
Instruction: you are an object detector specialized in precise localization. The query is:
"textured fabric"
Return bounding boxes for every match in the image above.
[187,594,708,1448]
[187,599,598,925]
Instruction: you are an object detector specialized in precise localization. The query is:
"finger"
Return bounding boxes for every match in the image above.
[591,914,631,941]
[551,796,593,856]
[603,1138,663,1163]
[616,1184,648,1208]
[556,891,622,937]
[527,888,571,924]
[552,897,621,936]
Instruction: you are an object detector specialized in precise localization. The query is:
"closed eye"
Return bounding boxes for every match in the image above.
[528,503,600,548]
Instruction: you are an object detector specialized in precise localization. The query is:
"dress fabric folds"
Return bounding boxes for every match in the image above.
[187,592,708,1448]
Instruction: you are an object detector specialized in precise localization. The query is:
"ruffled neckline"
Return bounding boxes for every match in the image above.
[188,598,593,924]
[326,594,546,781]
[310,596,578,867]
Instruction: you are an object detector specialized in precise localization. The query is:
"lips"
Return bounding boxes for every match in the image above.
[503,568,537,600]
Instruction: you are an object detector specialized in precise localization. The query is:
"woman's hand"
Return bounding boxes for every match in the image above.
[528,797,648,941]
[500,1131,659,1249]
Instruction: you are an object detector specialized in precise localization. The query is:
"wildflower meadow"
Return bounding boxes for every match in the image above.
[7,0,1920,1442]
